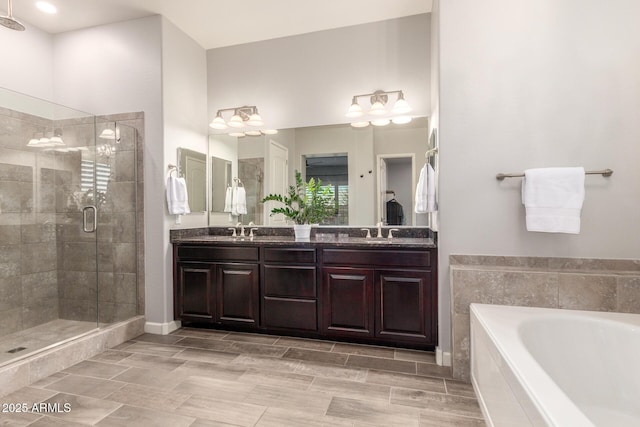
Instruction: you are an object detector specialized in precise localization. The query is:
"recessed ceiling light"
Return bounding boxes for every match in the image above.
[36,1,57,14]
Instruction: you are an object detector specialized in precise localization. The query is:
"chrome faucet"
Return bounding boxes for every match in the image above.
[388,228,400,239]
[361,228,372,239]
[376,222,383,238]
[228,227,237,237]
[236,222,245,237]
[249,228,259,239]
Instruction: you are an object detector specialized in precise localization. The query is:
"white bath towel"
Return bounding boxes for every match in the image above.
[234,186,247,215]
[522,167,585,234]
[223,186,233,213]
[415,163,438,213]
[166,176,191,215]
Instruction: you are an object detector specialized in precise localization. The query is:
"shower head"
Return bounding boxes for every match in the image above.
[0,0,25,31]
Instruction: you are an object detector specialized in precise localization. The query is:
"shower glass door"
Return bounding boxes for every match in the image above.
[0,87,99,366]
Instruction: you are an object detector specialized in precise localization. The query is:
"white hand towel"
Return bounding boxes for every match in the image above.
[231,186,239,216]
[223,186,233,213]
[415,163,438,213]
[425,163,438,212]
[166,176,191,215]
[235,187,247,215]
[522,167,585,234]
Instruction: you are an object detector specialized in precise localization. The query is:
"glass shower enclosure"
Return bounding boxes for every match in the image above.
[0,87,139,367]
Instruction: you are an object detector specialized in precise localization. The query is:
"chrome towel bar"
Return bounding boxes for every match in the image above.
[496,168,613,181]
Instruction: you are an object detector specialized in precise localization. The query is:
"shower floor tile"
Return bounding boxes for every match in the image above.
[0,319,97,367]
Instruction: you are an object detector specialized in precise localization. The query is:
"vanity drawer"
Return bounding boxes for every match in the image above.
[176,246,259,262]
[263,265,316,298]
[322,249,430,268]
[263,297,317,331]
[264,247,316,264]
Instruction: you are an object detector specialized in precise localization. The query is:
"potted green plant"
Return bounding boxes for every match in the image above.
[262,171,334,240]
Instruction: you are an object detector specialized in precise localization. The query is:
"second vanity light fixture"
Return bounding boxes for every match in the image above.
[209,105,277,137]
[346,90,412,128]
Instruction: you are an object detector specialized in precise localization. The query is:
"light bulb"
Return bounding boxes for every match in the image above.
[228,114,245,128]
[247,113,264,127]
[99,129,116,139]
[345,102,364,118]
[262,129,278,135]
[369,101,386,115]
[392,93,411,114]
[350,121,370,128]
[391,116,412,125]
[371,118,390,126]
[27,138,40,147]
[209,115,228,130]
[245,130,262,136]
[229,132,246,137]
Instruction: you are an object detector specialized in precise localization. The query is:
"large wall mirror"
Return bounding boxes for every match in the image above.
[208,117,429,227]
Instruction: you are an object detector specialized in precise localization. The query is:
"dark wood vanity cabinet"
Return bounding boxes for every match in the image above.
[321,248,436,346]
[322,267,374,338]
[174,245,259,328]
[262,248,318,332]
[175,262,215,321]
[174,242,437,349]
[217,263,259,327]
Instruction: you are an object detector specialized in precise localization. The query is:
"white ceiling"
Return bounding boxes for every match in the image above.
[8,0,432,49]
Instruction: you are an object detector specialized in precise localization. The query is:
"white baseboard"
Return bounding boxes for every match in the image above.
[436,347,452,366]
[144,320,181,335]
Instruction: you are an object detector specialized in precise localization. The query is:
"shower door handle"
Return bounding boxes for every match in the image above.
[82,205,97,233]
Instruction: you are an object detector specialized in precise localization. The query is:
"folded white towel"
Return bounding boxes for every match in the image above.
[415,163,438,213]
[223,186,233,213]
[166,176,191,215]
[522,167,585,234]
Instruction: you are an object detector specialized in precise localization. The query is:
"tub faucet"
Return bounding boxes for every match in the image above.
[376,222,383,238]
[236,222,245,237]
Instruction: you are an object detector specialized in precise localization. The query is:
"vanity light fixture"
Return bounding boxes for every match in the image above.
[229,129,279,138]
[209,105,265,131]
[26,129,65,148]
[346,90,413,128]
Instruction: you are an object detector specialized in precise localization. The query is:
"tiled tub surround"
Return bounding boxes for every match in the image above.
[0,107,145,340]
[451,255,640,381]
[0,328,486,426]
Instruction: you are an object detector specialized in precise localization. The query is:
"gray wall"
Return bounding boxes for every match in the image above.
[437,0,640,353]
[207,14,430,130]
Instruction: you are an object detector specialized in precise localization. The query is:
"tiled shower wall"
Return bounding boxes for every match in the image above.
[450,254,640,381]
[238,158,264,225]
[0,108,60,337]
[0,107,144,336]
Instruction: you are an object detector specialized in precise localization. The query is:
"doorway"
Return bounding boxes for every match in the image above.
[377,154,415,226]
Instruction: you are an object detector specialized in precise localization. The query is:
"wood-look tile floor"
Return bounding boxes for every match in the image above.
[1,328,486,426]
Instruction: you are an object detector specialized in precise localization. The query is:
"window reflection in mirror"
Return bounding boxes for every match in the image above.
[304,154,348,225]
[177,147,207,212]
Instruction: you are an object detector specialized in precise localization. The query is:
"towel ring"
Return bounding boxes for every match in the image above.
[168,164,178,177]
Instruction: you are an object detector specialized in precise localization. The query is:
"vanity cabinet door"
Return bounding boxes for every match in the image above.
[375,269,434,344]
[175,262,215,322]
[322,267,374,338]
[216,263,260,328]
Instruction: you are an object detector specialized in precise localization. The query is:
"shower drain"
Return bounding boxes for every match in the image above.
[7,346,27,354]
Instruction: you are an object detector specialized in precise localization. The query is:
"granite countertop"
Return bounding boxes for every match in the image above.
[172,234,436,248]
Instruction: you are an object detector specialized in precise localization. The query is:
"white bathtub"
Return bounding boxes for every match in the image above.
[470,303,640,427]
